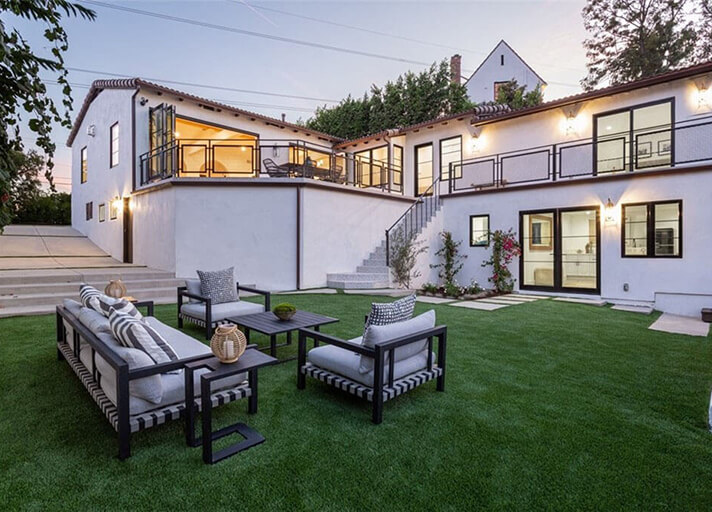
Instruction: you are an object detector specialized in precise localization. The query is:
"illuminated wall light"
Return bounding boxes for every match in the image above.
[468,125,484,154]
[693,76,712,110]
[560,102,584,136]
[111,196,123,213]
[604,197,618,225]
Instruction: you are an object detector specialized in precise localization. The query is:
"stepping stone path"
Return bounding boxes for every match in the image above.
[446,293,549,312]
[416,296,456,304]
[649,313,710,337]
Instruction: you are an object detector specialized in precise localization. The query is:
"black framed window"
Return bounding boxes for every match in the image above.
[440,136,462,181]
[98,203,106,223]
[470,215,489,247]
[85,202,93,221]
[110,201,118,220]
[392,145,403,191]
[414,143,433,196]
[81,147,88,183]
[594,99,673,174]
[110,122,119,167]
[622,200,681,258]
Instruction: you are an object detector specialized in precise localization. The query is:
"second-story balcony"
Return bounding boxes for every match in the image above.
[139,138,402,194]
[446,116,712,194]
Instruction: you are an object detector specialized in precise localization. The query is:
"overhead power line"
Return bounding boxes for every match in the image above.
[66,66,340,103]
[78,0,434,67]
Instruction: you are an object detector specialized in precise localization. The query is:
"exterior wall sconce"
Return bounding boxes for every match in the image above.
[112,196,123,214]
[693,76,712,110]
[139,97,148,106]
[604,197,617,225]
[561,103,583,136]
[468,125,483,154]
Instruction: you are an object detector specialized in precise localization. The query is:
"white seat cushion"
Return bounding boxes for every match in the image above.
[81,317,247,415]
[180,300,263,323]
[307,336,432,388]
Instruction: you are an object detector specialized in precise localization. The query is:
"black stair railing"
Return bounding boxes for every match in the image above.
[385,177,441,267]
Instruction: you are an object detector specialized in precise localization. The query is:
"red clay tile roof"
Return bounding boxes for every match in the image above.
[66,78,343,146]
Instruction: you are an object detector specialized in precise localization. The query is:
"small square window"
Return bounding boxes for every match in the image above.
[98,203,106,222]
[110,201,119,220]
[470,215,490,247]
[85,202,93,221]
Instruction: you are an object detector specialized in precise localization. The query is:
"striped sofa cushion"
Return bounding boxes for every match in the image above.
[98,297,143,320]
[79,284,103,313]
[108,309,179,371]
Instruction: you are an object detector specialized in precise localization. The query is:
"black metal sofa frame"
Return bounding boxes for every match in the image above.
[177,283,271,339]
[56,301,252,460]
[297,325,447,424]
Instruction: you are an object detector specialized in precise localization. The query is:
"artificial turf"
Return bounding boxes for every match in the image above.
[1,294,712,510]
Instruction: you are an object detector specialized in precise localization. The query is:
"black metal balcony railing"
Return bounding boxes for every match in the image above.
[139,138,403,193]
[447,116,712,193]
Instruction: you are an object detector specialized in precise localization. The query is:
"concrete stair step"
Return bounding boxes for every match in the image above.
[326,279,391,289]
[0,286,180,309]
[0,278,184,297]
[356,265,390,274]
[0,268,175,286]
[326,272,389,282]
[361,258,387,267]
[0,294,177,319]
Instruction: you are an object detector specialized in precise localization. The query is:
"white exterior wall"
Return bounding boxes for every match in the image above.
[300,186,410,288]
[71,88,136,260]
[131,185,176,273]
[465,42,545,104]
[440,171,712,316]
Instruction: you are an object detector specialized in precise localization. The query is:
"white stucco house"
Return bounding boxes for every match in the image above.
[68,61,712,317]
[462,40,546,103]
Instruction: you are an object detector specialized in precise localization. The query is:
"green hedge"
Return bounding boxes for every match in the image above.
[13,193,71,225]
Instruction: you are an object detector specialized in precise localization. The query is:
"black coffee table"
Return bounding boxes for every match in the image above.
[227,310,338,362]
[184,347,278,464]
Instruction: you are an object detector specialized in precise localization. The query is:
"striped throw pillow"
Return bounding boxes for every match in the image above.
[98,297,143,320]
[108,308,180,371]
[79,284,103,314]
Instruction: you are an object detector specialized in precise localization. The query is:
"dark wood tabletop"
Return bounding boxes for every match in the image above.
[227,310,339,336]
[185,348,278,382]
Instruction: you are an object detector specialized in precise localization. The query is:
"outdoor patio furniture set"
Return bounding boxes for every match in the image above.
[55,269,447,461]
[262,158,347,183]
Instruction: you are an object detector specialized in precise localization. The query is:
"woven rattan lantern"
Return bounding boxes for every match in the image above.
[210,325,247,363]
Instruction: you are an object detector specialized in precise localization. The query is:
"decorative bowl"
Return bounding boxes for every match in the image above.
[272,303,297,321]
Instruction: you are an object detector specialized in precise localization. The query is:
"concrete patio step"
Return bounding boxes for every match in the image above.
[0,277,184,297]
[326,279,391,289]
[0,293,177,319]
[0,267,175,286]
[356,265,389,273]
[326,272,389,282]
[0,286,180,309]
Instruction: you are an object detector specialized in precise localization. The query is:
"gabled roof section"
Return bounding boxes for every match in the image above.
[66,78,343,147]
[471,59,712,126]
[464,39,547,87]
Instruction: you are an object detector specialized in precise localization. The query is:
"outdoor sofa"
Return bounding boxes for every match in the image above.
[177,279,271,339]
[297,310,447,424]
[56,298,253,460]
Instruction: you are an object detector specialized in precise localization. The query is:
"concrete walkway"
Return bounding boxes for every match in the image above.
[0,225,131,270]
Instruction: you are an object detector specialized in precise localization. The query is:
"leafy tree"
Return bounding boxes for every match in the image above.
[306,60,475,139]
[493,79,543,109]
[0,0,95,230]
[697,0,712,62]
[581,0,697,90]
[8,150,44,215]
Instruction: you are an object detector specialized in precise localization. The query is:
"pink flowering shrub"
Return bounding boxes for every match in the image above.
[481,229,521,293]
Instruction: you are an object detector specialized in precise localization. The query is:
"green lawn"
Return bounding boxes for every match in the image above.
[1,295,712,510]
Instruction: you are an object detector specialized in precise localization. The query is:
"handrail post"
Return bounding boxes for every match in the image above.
[552,144,557,182]
[385,230,390,267]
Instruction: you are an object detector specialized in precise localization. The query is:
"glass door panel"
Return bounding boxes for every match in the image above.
[633,102,672,169]
[522,212,555,287]
[596,111,630,173]
[415,144,433,196]
[560,209,598,290]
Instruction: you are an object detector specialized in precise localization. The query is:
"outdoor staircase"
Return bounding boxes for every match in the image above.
[0,268,184,318]
[327,191,442,289]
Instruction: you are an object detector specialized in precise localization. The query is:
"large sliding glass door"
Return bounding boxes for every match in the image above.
[520,207,600,293]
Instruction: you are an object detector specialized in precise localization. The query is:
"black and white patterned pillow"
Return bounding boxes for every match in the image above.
[197,267,238,305]
[363,294,417,337]
[109,308,180,372]
[79,284,103,314]
[98,297,143,320]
